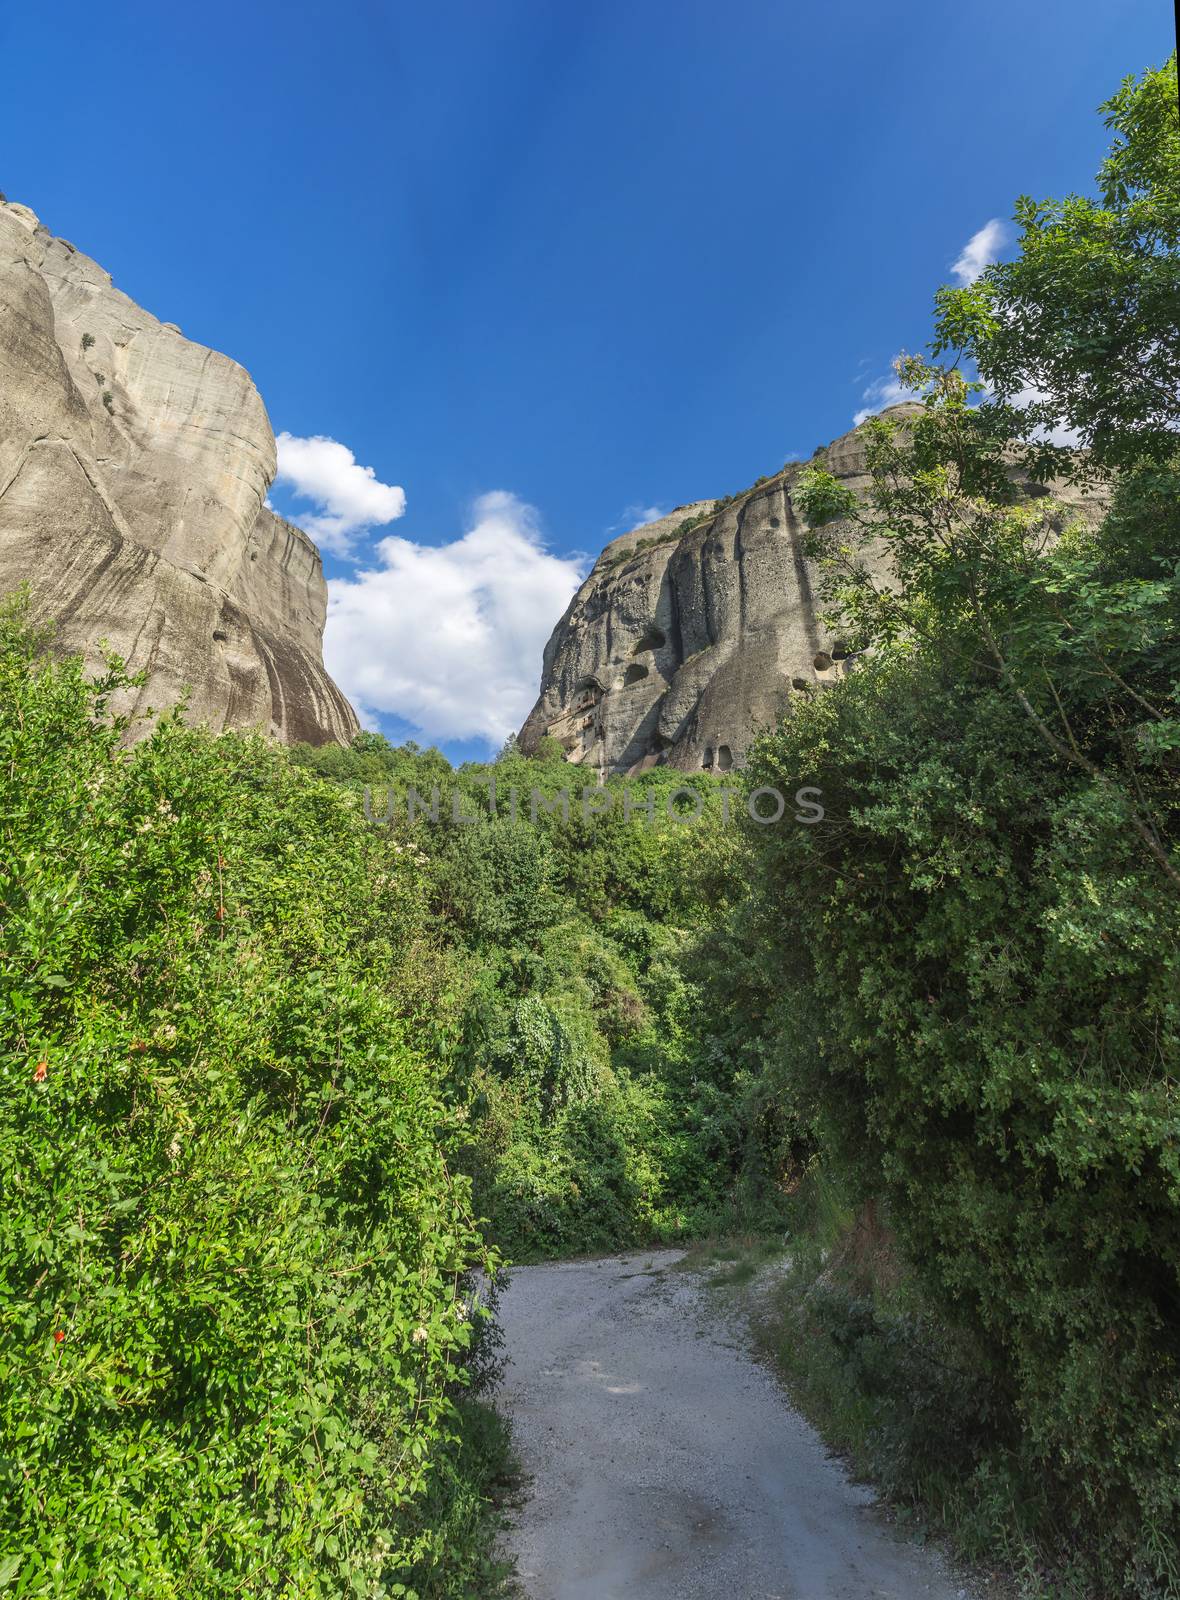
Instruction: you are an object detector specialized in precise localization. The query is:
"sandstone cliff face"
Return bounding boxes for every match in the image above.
[519,410,1107,776]
[0,199,358,745]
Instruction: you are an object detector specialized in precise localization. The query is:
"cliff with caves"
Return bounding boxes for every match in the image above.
[519,408,1107,775]
[0,198,358,746]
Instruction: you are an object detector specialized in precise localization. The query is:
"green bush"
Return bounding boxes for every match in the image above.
[0,603,501,1597]
[724,65,1180,1576]
[742,639,1180,1588]
[287,731,752,1261]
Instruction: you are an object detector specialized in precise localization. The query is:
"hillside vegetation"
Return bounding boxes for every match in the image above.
[0,53,1176,1600]
[0,606,525,1598]
[290,733,765,1260]
[706,57,1180,1596]
[0,618,761,1597]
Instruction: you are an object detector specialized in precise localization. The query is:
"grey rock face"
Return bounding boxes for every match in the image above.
[519,409,1108,775]
[0,200,358,745]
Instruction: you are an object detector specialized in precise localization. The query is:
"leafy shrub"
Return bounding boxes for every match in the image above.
[0,602,501,1597]
[713,63,1180,1591]
[737,456,1180,1586]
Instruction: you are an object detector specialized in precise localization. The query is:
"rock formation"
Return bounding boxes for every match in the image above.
[0,199,358,745]
[519,410,1107,775]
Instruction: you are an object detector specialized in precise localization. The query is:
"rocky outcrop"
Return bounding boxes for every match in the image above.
[0,199,358,745]
[519,410,1108,776]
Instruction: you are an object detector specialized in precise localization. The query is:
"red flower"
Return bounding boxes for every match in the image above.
[32,1061,48,1083]
[53,1330,65,1344]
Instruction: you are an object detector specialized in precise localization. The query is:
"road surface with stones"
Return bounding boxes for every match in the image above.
[497,1249,973,1600]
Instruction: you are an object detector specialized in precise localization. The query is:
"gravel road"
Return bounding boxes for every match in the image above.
[497,1249,971,1600]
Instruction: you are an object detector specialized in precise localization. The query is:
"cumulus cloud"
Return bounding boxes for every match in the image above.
[853,363,911,426]
[274,432,406,557]
[851,223,1082,450]
[324,491,585,747]
[951,218,1009,286]
[624,503,670,529]
[604,502,671,537]
[953,223,1078,443]
[854,364,1079,446]
[852,222,1015,425]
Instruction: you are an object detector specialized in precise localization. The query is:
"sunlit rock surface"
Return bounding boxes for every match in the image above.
[0,199,358,745]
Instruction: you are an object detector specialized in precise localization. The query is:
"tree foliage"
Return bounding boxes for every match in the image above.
[933,56,1180,475]
[4,51,1177,1600]
[0,605,503,1598]
[725,56,1180,1593]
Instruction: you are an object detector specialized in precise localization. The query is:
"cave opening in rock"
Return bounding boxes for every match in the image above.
[632,626,666,653]
[573,675,606,711]
[716,745,733,771]
[624,663,649,686]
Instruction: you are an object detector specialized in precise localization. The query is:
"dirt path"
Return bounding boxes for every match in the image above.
[497,1249,971,1600]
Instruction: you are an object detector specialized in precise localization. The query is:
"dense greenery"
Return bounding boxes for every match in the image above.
[291,734,762,1260]
[0,617,762,1597]
[713,56,1180,1596]
[2,51,1176,1600]
[0,611,510,1598]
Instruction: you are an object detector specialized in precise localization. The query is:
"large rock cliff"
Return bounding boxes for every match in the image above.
[0,199,358,745]
[519,410,1107,776]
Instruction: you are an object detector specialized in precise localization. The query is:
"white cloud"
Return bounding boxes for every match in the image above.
[954,221,1078,444]
[850,222,1081,448]
[951,218,1009,286]
[853,361,911,425]
[606,502,670,536]
[274,432,406,558]
[324,491,585,747]
[1003,383,1081,447]
[853,220,1015,422]
[625,503,669,528]
[854,365,1080,446]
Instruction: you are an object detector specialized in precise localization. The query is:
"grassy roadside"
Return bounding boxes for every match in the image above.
[398,1397,522,1599]
[398,1273,525,1599]
[676,1182,1100,1600]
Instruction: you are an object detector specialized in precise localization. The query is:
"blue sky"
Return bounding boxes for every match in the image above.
[1,1,1170,760]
